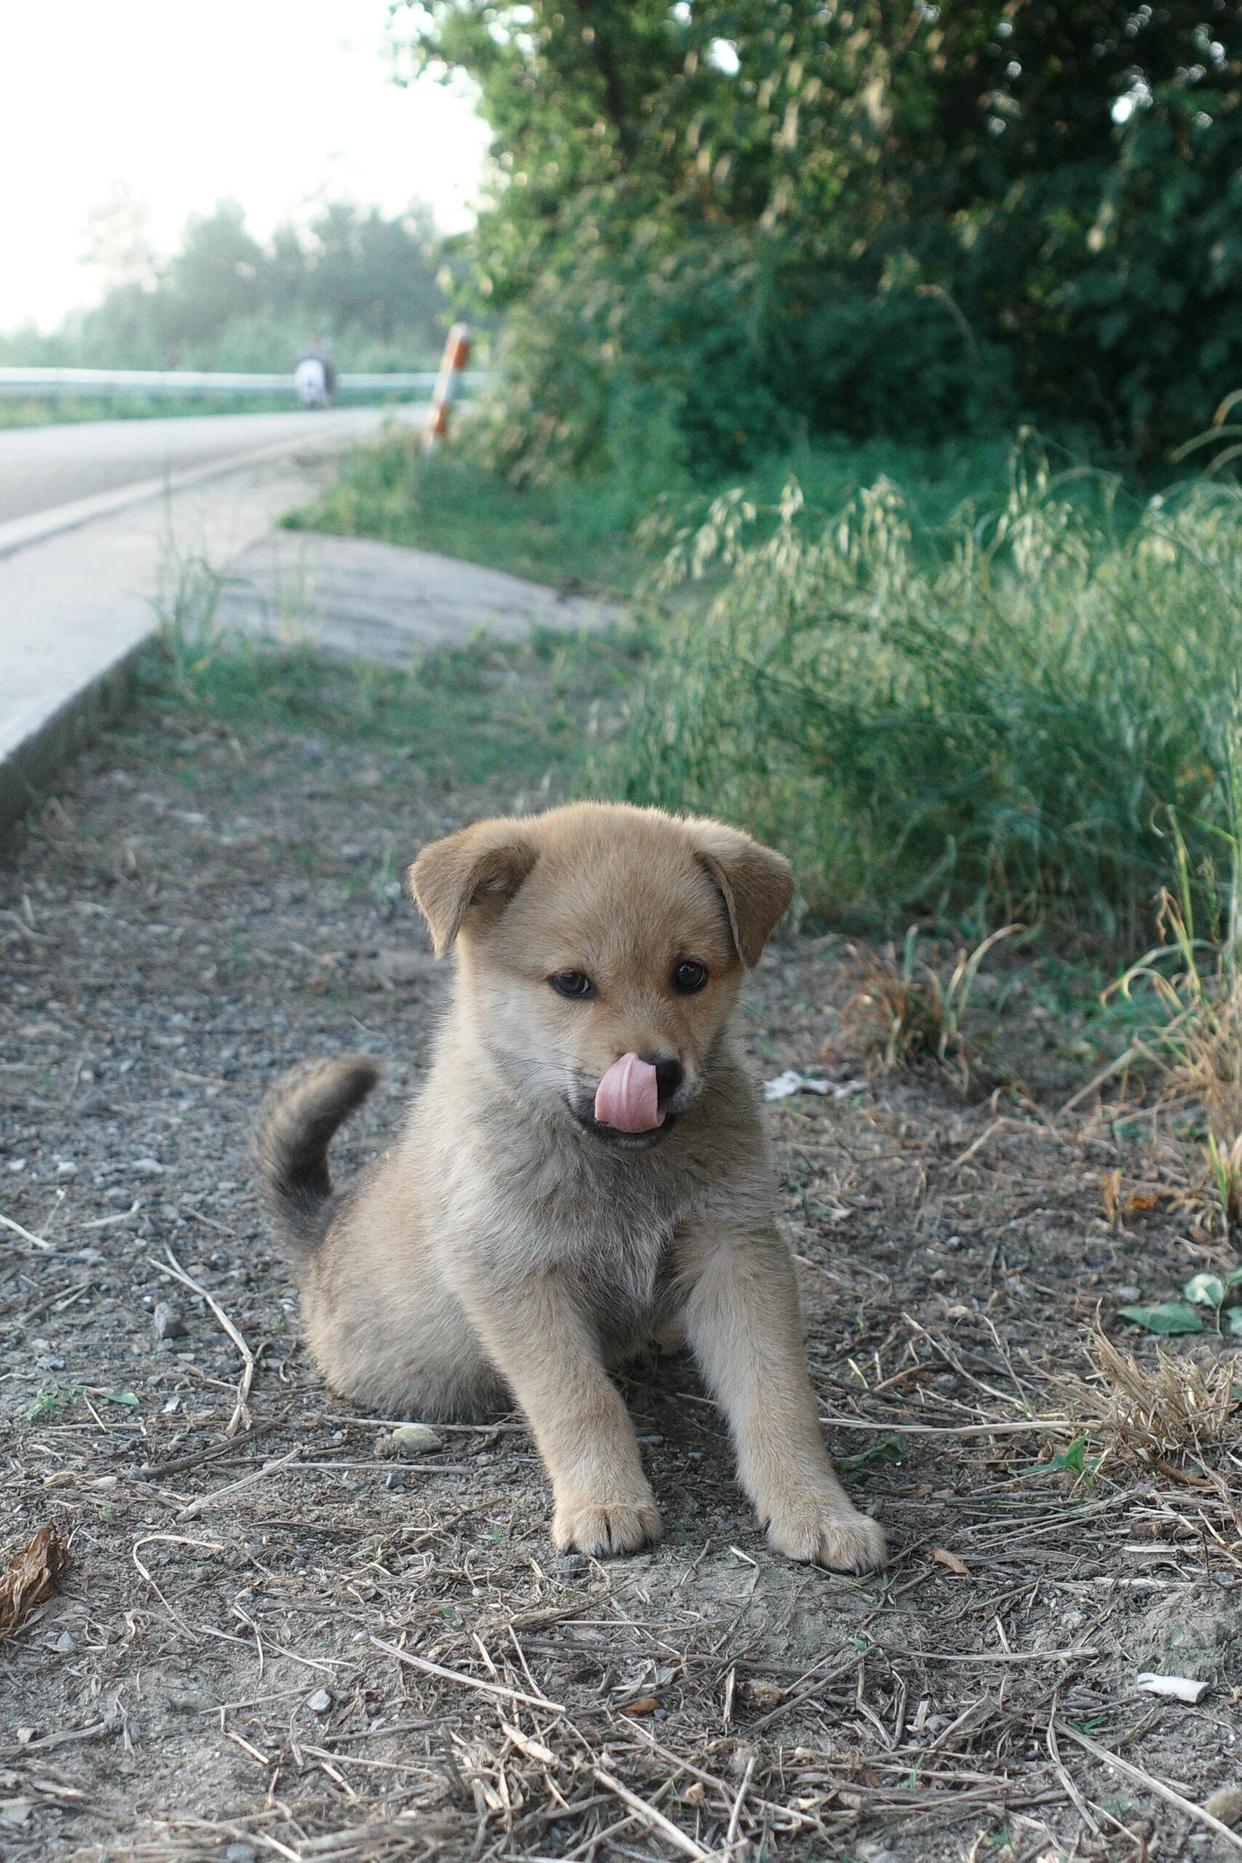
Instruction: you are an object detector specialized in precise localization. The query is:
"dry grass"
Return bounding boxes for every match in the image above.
[1111,865,1242,1238]
[837,925,1016,1084]
[1058,1322,1242,1481]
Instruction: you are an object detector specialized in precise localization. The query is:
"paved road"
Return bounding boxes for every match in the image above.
[0,404,421,525]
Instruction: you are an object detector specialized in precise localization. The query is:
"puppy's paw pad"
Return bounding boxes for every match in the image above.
[552,1499,662,1558]
[767,1501,886,1573]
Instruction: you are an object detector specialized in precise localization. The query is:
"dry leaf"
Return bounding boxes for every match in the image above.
[0,1525,68,1638]
[619,1695,661,1717]
[1136,1671,1208,1704]
[930,1546,971,1577]
[1101,1168,1122,1229]
[1125,1190,1161,1215]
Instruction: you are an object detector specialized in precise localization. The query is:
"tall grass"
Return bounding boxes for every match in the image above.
[608,437,1242,958]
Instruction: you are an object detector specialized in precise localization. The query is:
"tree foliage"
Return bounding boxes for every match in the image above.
[4,200,448,372]
[398,0,1242,476]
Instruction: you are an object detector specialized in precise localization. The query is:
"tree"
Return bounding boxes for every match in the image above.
[395,0,1242,473]
[48,197,450,371]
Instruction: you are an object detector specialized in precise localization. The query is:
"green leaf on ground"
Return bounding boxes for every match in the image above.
[839,1434,905,1471]
[1117,1302,1203,1335]
[1029,1431,1101,1480]
[104,1389,141,1408]
[1183,1273,1224,1307]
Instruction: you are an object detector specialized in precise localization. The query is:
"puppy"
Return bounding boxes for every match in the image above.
[257,802,885,1570]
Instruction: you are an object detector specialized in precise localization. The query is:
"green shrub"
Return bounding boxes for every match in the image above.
[606,439,1242,957]
[780,287,1015,441]
[464,228,1017,490]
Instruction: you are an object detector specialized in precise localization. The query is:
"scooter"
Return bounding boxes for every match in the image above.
[294,356,332,410]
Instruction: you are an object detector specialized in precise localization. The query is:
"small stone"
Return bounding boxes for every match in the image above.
[554,1553,587,1575]
[153,1301,187,1341]
[131,1157,165,1178]
[306,1688,332,1714]
[52,1630,75,1653]
[224,1845,256,1863]
[384,1472,406,1492]
[379,1423,444,1459]
[55,1160,78,1180]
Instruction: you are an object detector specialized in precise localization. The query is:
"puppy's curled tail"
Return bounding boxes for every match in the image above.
[256,1056,380,1262]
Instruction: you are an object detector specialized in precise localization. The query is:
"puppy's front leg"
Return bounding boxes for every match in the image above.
[680,1230,887,1572]
[461,1273,661,1558]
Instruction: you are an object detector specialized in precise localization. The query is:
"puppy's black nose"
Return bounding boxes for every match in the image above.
[644,1054,684,1109]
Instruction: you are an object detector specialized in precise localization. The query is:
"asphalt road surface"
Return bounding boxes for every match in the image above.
[0,405,421,525]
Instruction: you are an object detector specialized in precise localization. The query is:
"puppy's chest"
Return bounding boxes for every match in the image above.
[512,1156,685,1320]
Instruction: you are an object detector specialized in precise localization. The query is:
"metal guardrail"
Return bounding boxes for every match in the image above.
[0,366,487,399]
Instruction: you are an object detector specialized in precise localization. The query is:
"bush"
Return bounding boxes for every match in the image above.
[464,223,786,497]
[781,286,1015,441]
[465,226,1020,494]
[605,439,1242,958]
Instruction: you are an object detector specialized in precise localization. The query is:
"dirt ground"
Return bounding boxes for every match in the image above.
[2,667,1240,1863]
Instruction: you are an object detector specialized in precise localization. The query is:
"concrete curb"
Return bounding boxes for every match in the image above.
[0,637,146,848]
[0,409,432,851]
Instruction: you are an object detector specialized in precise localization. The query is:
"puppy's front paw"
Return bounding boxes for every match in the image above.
[552,1496,662,1558]
[766,1493,887,1573]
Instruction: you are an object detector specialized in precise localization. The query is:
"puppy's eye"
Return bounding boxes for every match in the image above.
[672,959,709,994]
[549,970,595,1000]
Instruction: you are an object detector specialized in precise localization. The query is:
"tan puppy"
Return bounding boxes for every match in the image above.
[257,802,885,1570]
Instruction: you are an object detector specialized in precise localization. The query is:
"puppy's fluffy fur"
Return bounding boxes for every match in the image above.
[257,802,885,1568]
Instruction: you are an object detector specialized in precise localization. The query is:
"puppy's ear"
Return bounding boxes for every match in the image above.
[407,818,537,956]
[694,821,794,967]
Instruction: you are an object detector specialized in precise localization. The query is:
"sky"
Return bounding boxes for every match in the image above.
[1,0,489,331]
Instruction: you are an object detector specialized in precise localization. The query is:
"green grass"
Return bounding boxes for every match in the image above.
[282,438,648,595]
[599,434,1242,960]
[282,427,1023,597]
[140,554,646,805]
[181,427,1242,967]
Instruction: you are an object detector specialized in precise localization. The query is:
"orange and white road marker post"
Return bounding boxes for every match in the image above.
[424,323,471,451]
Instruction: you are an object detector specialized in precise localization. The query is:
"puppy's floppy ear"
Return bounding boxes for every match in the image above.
[407,817,537,956]
[694,820,794,967]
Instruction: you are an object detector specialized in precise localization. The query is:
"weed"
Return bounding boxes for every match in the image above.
[283,438,649,596]
[1111,806,1242,1235]
[840,924,1017,1083]
[26,1387,81,1424]
[1033,1430,1102,1487]
[1206,1131,1242,1232]
[152,553,234,701]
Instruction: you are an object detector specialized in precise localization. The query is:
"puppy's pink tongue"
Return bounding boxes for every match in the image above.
[594,1053,662,1133]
